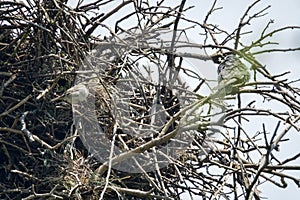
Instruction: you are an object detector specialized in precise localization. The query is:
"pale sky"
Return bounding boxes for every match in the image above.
[184,1,300,199]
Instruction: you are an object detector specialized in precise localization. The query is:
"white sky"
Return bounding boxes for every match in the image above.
[184,1,300,199]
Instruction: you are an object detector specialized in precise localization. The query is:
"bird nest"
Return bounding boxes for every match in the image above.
[0,9,217,196]
[71,41,197,172]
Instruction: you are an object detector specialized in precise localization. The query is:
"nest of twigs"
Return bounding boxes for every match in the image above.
[0,1,213,199]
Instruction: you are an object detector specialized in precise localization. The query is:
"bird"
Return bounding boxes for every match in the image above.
[50,83,89,104]
[217,54,250,94]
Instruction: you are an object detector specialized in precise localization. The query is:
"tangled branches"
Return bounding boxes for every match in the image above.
[0,0,299,199]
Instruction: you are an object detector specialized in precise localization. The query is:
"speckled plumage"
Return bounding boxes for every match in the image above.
[217,54,250,94]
